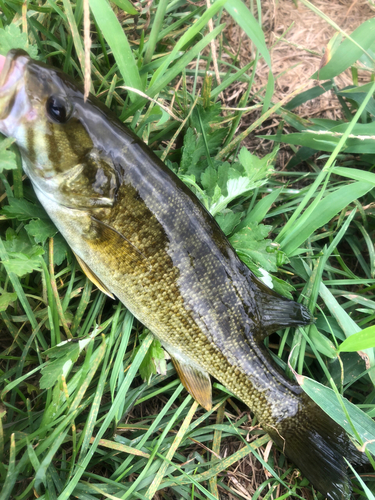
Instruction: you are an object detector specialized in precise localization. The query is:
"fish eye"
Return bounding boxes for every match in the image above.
[46,95,71,123]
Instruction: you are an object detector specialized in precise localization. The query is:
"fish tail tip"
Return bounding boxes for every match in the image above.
[267,398,366,500]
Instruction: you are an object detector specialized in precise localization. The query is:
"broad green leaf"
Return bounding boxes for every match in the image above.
[1,198,48,220]
[0,292,17,312]
[342,82,375,94]
[25,219,57,244]
[0,238,46,350]
[297,375,375,456]
[2,251,43,276]
[0,138,17,172]
[209,176,256,216]
[40,337,94,389]
[0,137,15,150]
[44,337,93,359]
[339,325,375,352]
[230,223,282,272]
[3,227,44,257]
[329,352,366,387]
[0,149,16,172]
[90,0,143,101]
[269,275,294,299]
[180,128,200,175]
[52,233,70,266]
[215,211,242,235]
[331,121,375,135]
[139,338,167,383]
[0,24,38,58]
[238,147,275,182]
[208,149,274,217]
[338,87,375,117]
[39,351,78,390]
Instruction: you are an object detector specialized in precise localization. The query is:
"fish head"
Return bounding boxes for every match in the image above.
[0,50,120,211]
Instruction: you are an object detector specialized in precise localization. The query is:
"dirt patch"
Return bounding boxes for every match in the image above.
[224,0,374,119]
[219,0,374,163]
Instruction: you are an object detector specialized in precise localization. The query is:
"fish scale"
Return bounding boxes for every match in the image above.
[0,49,366,500]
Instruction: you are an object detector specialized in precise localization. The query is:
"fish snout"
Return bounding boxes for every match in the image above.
[0,49,30,124]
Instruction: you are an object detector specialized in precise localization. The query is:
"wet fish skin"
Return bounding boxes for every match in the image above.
[0,49,365,499]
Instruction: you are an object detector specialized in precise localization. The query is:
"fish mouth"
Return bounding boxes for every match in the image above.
[0,49,30,121]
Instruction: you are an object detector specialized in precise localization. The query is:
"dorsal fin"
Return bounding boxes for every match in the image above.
[253,277,313,341]
[74,252,115,299]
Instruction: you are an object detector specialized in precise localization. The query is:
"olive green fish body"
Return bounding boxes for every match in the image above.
[0,50,365,500]
[34,114,303,427]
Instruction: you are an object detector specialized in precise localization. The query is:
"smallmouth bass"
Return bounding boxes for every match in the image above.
[0,50,365,499]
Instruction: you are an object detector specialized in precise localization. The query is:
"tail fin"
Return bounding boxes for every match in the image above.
[266,395,366,500]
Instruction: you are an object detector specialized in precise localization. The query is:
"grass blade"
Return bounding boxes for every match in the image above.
[224,0,271,67]
[281,181,373,256]
[57,333,153,500]
[90,0,143,101]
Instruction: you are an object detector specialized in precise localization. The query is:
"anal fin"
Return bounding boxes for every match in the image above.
[170,356,212,411]
[74,252,115,299]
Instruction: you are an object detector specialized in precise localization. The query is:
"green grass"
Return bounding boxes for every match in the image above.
[0,0,375,499]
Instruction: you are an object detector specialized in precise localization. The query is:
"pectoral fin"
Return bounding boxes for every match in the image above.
[85,217,150,275]
[74,252,115,299]
[171,356,212,411]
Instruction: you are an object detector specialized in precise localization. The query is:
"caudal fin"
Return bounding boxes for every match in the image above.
[266,395,366,500]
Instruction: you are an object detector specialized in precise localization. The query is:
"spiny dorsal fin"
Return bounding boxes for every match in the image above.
[74,252,115,299]
[170,356,212,411]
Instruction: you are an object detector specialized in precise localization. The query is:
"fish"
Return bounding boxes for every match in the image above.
[0,49,365,499]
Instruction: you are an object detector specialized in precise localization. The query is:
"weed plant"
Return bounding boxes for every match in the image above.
[0,0,375,499]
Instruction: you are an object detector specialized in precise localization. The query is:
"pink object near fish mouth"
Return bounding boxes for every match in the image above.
[0,51,30,126]
[0,55,6,77]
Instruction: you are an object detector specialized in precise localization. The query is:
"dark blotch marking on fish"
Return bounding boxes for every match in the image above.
[46,121,61,169]
[63,118,93,160]
[27,127,36,165]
